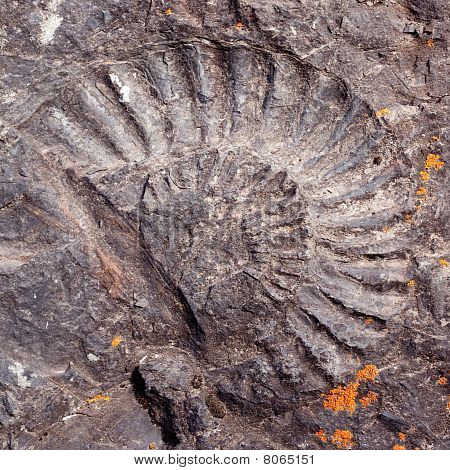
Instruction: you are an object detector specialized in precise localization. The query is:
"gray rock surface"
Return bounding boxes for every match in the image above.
[0,0,448,450]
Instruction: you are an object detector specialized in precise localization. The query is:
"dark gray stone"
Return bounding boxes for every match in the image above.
[0,0,448,451]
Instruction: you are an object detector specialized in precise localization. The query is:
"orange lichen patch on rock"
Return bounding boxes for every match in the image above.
[148,442,156,450]
[393,444,406,450]
[111,335,123,347]
[404,213,412,224]
[356,364,379,382]
[235,21,244,30]
[438,258,449,268]
[323,365,379,414]
[86,394,111,404]
[431,135,440,141]
[425,153,444,170]
[382,226,390,233]
[407,279,415,287]
[426,38,434,48]
[164,8,172,16]
[375,108,390,118]
[437,376,448,385]
[364,318,375,325]
[332,429,354,449]
[398,432,406,441]
[314,429,328,443]
[419,171,429,181]
[359,391,378,407]
[323,381,359,414]
[416,187,427,196]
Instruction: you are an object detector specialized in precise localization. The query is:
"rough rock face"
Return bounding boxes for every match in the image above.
[0,0,448,450]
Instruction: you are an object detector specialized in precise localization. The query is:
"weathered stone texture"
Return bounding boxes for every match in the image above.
[0,0,448,450]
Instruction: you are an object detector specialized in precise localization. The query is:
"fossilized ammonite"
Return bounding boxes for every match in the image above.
[0,0,448,451]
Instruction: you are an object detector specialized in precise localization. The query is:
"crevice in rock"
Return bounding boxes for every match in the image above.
[130,367,180,449]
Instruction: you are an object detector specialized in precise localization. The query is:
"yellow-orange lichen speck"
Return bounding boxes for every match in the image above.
[405,213,412,224]
[111,335,123,347]
[431,136,440,141]
[359,391,378,408]
[148,442,156,450]
[398,432,406,441]
[419,171,429,181]
[427,38,434,48]
[414,203,422,212]
[165,8,172,16]
[86,394,111,404]
[425,153,444,170]
[416,187,427,196]
[364,318,374,325]
[235,21,244,30]
[437,376,448,385]
[314,429,328,443]
[356,364,379,382]
[407,280,415,287]
[375,108,390,118]
[323,382,359,414]
[438,258,449,268]
[332,429,354,449]
[393,444,406,450]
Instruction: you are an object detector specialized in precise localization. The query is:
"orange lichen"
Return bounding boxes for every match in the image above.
[364,318,374,325]
[314,429,328,443]
[393,444,406,450]
[111,335,123,347]
[416,187,427,196]
[323,365,379,414]
[438,258,449,267]
[431,136,440,141]
[359,391,378,408]
[437,376,448,385]
[86,394,111,404]
[404,213,412,223]
[425,153,444,170]
[426,38,434,48]
[148,442,156,450]
[375,108,390,118]
[235,21,244,30]
[332,429,354,449]
[419,171,429,181]
[356,364,379,382]
[407,280,415,287]
[164,8,172,15]
[382,226,390,233]
[398,432,406,441]
[323,381,359,414]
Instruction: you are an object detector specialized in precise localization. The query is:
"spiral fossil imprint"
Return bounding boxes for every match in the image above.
[28,42,414,375]
[0,0,448,451]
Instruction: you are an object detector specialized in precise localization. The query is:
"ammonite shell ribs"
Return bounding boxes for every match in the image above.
[0,0,448,451]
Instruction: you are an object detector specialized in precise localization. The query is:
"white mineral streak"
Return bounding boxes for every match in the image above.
[62,414,78,421]
[109,73,130,103]
[8,361,32,388]
[39,0,63,45]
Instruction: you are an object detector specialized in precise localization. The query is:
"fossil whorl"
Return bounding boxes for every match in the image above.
[26,41,416,393]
